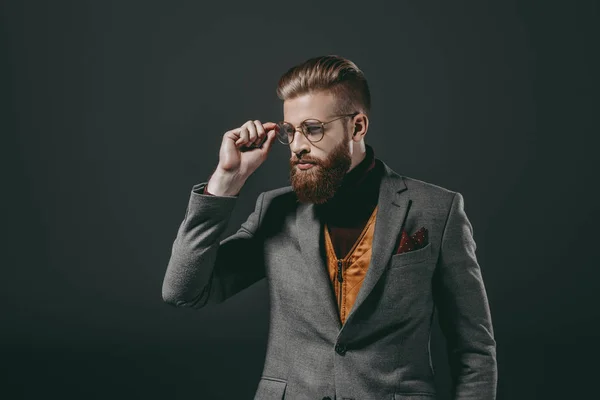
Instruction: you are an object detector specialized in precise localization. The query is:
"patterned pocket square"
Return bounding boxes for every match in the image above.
[395,227,428,254]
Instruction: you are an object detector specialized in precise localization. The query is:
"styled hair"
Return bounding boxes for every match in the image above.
[276,55,371,118]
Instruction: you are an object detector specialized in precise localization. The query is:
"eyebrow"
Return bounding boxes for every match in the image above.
[282,116,330,125]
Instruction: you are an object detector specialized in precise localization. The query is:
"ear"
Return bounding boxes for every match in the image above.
[351,113,368,141]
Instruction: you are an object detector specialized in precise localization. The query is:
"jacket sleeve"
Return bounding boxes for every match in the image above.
[432,192,498,399]
[162,182,266,308]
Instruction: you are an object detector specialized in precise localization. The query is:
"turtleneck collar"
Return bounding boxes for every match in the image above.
[315,144,383,224]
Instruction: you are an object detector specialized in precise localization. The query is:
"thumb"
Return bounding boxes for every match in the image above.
[261,129,278,154]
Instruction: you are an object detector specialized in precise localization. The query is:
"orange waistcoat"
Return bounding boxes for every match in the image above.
[324,205,379,325]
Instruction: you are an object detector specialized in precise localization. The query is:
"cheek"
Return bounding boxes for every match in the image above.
[311,142,335,158]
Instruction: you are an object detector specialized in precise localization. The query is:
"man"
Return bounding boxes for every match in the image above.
[162,55,497,400]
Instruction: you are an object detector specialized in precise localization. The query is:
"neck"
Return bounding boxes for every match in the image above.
[347,141,367,173]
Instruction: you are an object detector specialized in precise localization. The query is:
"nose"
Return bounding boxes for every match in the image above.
[289,127,311,155]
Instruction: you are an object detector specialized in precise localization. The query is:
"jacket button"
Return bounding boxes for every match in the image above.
[335,343,347,355]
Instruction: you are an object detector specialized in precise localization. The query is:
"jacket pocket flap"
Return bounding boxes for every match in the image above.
[254,376,287,400]
[390,242,434,266]
[394,393,436,400]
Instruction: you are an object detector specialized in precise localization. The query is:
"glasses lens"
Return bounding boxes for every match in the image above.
[302,120,324,142]
[276,122,295,143]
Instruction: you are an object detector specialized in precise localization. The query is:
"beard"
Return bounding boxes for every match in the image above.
[289,138,352,204]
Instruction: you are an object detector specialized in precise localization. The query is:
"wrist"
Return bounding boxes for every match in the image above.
[206,168,247,196]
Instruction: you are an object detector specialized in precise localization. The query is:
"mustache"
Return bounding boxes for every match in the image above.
[291,157,319,165]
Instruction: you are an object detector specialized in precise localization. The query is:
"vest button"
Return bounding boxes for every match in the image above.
[335,343,347,355]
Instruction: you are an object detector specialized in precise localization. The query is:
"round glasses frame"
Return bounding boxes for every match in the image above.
[276,111,359,144]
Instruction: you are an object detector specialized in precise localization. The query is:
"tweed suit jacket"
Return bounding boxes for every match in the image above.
[162,160,497,400]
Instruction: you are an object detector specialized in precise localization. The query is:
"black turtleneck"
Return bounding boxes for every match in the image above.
[316,144,384,259]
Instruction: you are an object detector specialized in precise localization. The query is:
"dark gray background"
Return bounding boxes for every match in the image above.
[2,0,598,399]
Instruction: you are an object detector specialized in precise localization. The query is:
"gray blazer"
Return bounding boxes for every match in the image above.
[162,161,497,400]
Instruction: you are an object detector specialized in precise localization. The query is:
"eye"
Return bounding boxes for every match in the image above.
[304,123,322,135]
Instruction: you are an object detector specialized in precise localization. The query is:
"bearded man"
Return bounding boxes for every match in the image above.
[162,55,497,400]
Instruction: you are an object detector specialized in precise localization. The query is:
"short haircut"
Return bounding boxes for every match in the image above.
[276,55,371,118]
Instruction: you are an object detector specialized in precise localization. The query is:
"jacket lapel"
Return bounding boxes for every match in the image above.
[344,162,409,327]
[296,201,343,330]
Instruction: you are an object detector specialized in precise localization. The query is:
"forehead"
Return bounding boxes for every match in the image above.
[283,91,337,124]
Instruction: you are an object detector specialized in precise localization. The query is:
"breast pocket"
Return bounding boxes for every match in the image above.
[253,376,287,400]
[382,243,437,314]
[390,242,435,268]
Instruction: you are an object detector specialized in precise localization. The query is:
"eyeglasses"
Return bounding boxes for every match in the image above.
[276,111,359,144]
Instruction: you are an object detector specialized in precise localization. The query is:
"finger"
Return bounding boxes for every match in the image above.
[254,120,266,144]
[262,121,278,129]
[225,129,243,148]
[264,120,279,136]
[225,127,242,140]
[261,129,278,154]
[236,125,250,145]
[247,120,258,143]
